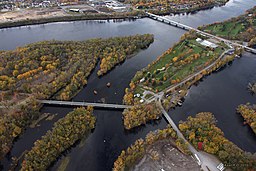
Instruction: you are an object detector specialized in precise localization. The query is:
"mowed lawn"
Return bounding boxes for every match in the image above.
[136,38,225,92]
[203,21,246,38]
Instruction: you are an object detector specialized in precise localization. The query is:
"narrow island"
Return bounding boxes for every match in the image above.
[21,107,96,170]
[0,34,154,159]
[123,30,239,129]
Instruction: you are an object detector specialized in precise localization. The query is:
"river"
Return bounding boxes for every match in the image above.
[0,0,256,170]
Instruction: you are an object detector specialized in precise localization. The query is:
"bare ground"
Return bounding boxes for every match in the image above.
[0,7,68,23]
[132,139,200,171]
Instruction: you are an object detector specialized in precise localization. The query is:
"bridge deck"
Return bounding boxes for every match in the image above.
[40,100,131,109]
[146,12,256,54]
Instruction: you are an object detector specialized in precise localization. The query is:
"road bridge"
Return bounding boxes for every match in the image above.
[146,12,256,54]
[40,100,131,109]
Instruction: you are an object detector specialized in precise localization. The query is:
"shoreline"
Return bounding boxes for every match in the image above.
[0,13,145,30]
[0,1,228,30]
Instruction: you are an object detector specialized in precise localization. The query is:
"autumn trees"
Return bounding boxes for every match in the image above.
[0,34,153,159]
[122,102,161,129]
[126,0,228,14]
[237,104,256,134]
[0,96,40,159]
[97,34,154,76]
[179,112,256,170]
[113,125,187,171]
[0,35,154,101]
[21,107,96,170]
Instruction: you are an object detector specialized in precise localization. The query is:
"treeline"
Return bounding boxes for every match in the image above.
[0,35,153,101]
[237,104,256,134]
[126,0,228,15]
[0,10,146,29]
[122,102,161,129]
[0,34,153,159]
[179,112,256,171]
[113,125,189,171]
[97,34,154,76]
[21,107,96,170]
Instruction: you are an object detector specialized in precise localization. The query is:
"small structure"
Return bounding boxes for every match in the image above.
[217,163,225,171]
[196,38,202,42]
[94,90,98,95]
[196,38,218,49]
[140,78,145,83]
[140,99,144,103]
[157,67,166,72]
[134,93,141,98]
[69,8,80,13]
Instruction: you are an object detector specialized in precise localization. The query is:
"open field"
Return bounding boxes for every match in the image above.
[0,7,68,23]
[201,6,256,43]
[131,33,226,94]
[132,139,200,171]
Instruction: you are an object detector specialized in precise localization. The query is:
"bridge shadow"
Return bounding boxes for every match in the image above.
[41,104,125,111]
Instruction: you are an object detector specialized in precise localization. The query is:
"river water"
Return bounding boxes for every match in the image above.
[0,0,256,170]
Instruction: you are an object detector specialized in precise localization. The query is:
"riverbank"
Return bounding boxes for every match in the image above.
[113,126,190,171]
[0,10,145,29]
[0,0,230,30]
[1,0,256,170]
[179,112,256,170]
[0,35,153,161]
[237,104,256,135]
[130,0,228,15]
[200,6,256,47]
[122,30,239,129]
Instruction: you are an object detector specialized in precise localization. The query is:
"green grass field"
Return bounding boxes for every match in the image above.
[135,37,225,92]
[204,21,246,38]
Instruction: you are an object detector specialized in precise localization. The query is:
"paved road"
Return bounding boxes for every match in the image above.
[163,49,232,94]
[40,100,131,109]
[146,12,256,54]
[157,101,221,171]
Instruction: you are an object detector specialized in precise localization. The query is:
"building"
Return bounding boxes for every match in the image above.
[196,38,218,49]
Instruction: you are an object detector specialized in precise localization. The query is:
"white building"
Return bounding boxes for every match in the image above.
[196,38,218,49]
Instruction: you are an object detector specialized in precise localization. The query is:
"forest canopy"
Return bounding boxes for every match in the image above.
[0,34,153,159]
[179,112,256,171]
[21,107,96,171]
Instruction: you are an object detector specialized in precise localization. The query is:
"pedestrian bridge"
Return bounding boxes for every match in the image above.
[40,100,131,109]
